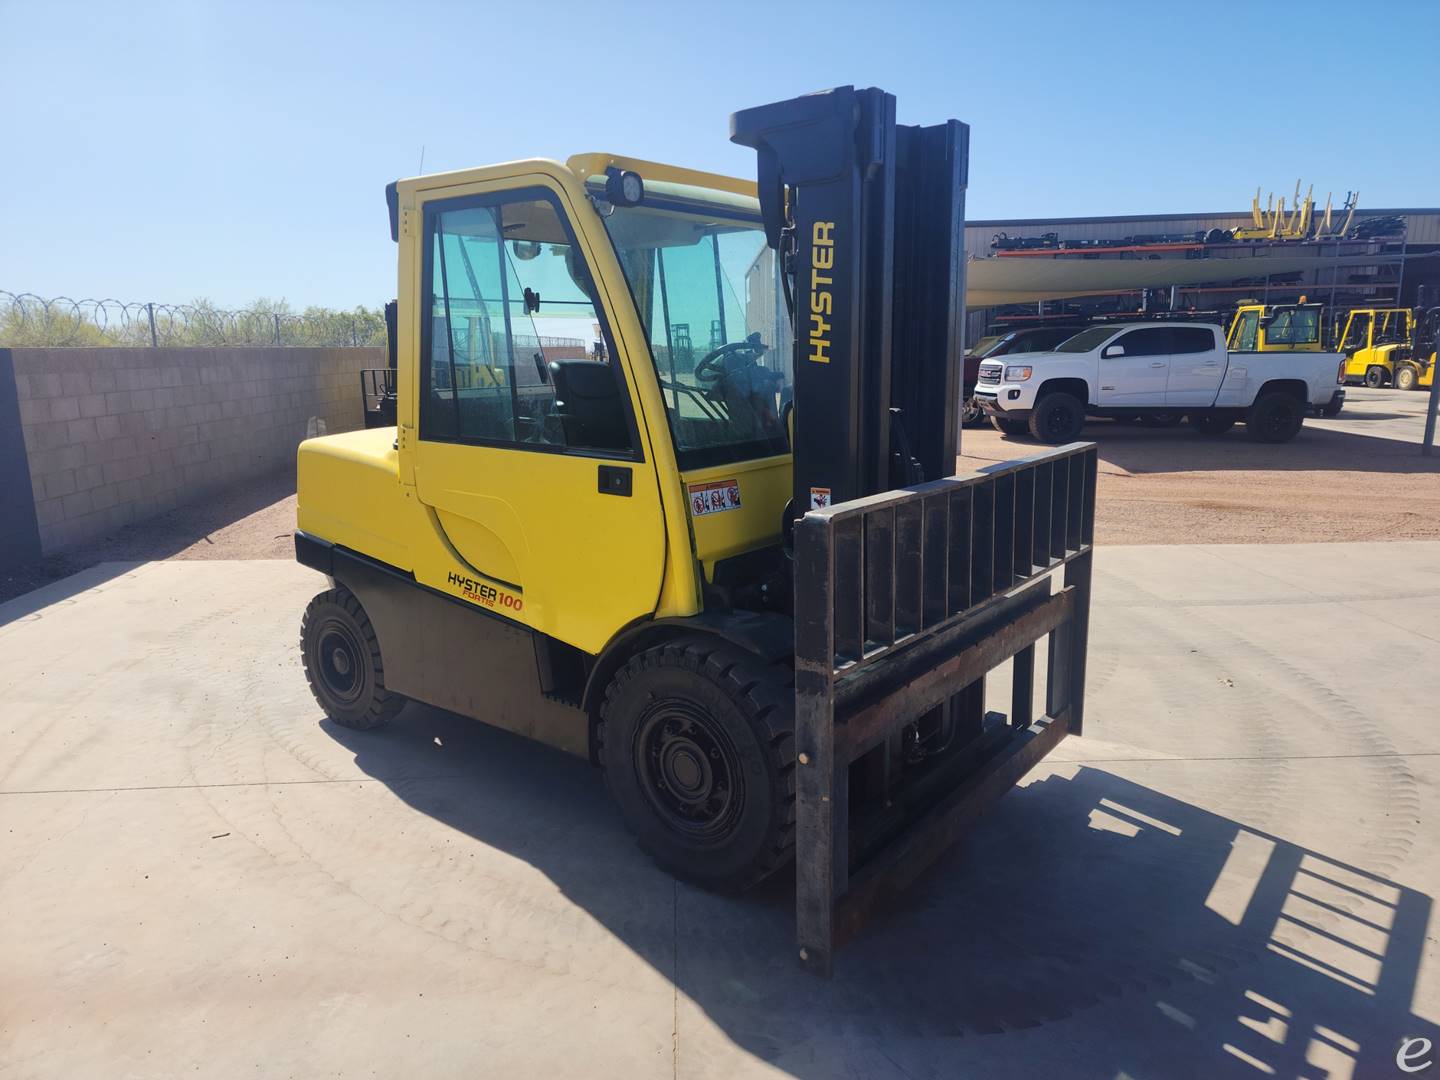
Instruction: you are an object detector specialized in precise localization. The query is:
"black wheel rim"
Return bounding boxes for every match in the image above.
[633,701,744,845]
[1262,401,1297,438]
[1043,403,1075,440]
[315,617,365,705]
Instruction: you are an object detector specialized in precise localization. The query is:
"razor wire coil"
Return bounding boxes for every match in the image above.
[0,290,390,348]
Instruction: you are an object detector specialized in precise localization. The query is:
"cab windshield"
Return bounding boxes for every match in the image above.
[597,180,793,470]
[1265,307,1321,346]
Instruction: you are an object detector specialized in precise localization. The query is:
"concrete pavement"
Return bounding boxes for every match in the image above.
[1312,384,1438,445]
[2,545,1439,1078]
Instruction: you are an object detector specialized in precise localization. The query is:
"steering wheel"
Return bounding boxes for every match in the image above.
[694,337,766,384]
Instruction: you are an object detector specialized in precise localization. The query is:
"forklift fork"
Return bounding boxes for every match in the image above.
[792,442,1097,976]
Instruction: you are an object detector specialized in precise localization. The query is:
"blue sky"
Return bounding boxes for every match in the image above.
[3,0,1436,310]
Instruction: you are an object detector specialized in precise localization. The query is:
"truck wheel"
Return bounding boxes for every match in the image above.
[1189,411,1236,435]
[1394,365,1418,391]
[300,587,405,730]
[598,639,795,892]
[1027,393,1086,444]
[1246,391,1305,443]
[1364,366,1386,388]
[990,416,1028,437]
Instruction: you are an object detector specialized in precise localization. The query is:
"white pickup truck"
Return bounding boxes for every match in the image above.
[973,322,1346,444]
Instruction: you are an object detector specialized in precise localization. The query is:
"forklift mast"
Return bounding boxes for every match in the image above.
[730,87,969,514]
[734,88,1096,977]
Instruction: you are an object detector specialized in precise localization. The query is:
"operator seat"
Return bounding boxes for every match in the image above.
[548,359,628,451]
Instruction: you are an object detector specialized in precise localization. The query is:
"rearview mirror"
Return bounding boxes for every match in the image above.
[1102,344,1125,358]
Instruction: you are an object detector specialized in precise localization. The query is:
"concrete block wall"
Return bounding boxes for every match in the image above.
[1,346,383,559]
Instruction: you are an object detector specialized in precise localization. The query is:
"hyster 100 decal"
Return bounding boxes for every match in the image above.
[808,220,835,364]
[447,570,524,612]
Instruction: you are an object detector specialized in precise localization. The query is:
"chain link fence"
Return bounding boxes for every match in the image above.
[0,291,387,348]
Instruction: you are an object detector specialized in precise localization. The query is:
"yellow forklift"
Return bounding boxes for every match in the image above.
[1226,300,1325,352]
[1227,300,1344,416]
[1390,305,1439,391]
[1335,307,1415,387]
[293,87,1097,976]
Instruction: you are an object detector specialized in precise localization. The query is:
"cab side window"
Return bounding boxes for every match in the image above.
[421,190,635,456]
[1231,312,1259,351]
[1171,327,1216,354]
[1341,314,1372,352]
[1111,327,1171,356]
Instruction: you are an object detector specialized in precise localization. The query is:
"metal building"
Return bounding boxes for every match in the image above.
[963,205,1440,337]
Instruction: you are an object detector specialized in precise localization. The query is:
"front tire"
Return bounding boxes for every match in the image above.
[1364,366,1387,388]
[1246,391,1305,443]
[301,587,405,730]
[1394,365,1418,391]
[1027,393,1086,444]
[598,639,796,892]
[1189,411,1236,435]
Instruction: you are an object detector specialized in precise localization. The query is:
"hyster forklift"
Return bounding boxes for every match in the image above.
[1227,300,1325,353]
[1336,307,1418,388]
[1390,300,1440,393]
[294,87,1097,976]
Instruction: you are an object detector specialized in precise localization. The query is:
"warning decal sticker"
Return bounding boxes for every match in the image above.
[809,487,832,509]
[689,479,742,517]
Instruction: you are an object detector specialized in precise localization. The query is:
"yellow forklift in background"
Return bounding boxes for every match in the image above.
[1227,300,1345,416]
[293,87,1097,976]
[1226,300,1325,352]
[1390,305,1439,391]
[1336,307,1415,388]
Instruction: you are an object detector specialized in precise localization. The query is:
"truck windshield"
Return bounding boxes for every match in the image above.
[1054,326,1117,353]
[597,182,793,470]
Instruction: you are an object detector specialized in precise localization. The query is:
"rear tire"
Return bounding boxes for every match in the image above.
[1027,393,1086,444]
[1394,365,1418,391]
[598,638,796,892]
[1246,391,1305,443]
[1364,366,1387,388]
[301,587,405,730]
[1189,411,1236,435]
[990,416,1029,437]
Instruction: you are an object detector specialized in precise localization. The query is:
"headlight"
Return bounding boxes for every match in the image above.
[1004,365,1033,382]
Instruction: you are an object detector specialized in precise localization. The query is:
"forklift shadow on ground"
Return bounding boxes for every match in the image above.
[322,706,1437,1078]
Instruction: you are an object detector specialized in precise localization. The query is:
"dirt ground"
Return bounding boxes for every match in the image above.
[959,418,1440,546]
[0,470,297,605]
[4,411,1438,605]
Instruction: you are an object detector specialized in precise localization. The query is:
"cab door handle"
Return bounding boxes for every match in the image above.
[598,465,632,497]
